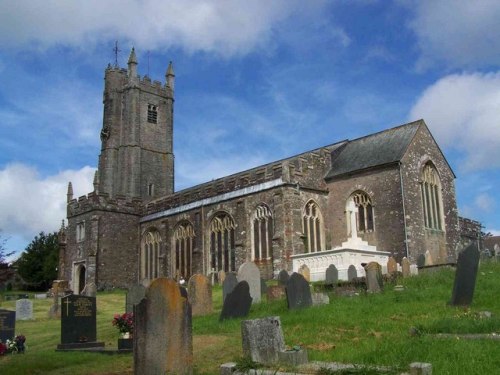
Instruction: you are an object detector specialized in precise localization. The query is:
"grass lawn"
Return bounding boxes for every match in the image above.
[1,262,500,374]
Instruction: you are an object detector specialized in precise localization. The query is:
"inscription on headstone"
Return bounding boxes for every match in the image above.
[0,309,15,343]
[241,316,285,365]
[16,299,33,321]
[237,261,261,303]
[450,243,480,306]
[187,274,213,316]
[220,281,252,321]
[285,273,312,310]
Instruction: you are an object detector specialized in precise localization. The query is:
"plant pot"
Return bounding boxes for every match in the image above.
[118,338,133,351]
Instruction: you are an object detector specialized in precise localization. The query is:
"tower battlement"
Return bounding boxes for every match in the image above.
[67,191,143,217]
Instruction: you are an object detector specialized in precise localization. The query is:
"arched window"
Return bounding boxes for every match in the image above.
[209,212,236,272]
[173,221,195,280]
[252,204,273,261]
[141,230,161,280]
[350,191,374,232]
[302,200,324,252]
[421,163,443,230]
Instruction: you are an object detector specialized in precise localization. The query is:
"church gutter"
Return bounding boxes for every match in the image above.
[140,178,286,223]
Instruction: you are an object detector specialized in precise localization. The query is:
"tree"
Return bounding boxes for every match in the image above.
[15,231,59,291]
[0,231,15,285]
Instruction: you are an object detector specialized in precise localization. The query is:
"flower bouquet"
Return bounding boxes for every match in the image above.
[112,312,134,337]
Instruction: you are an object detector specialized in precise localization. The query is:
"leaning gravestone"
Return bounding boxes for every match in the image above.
[222,272,238,302]
[126,284,147,313]
[401,257,410,277]
[188,274,213,316]
[0,309,15,343]
[325,264,338,285]
[364,262,383,293]
[347,265,357,281]
[237,261,261,303]
[387,257,397,275]
[57,294,104,350]
[220,281,253,321]
[241,316,285,365]
[298,264,311,282]
[450,242,480,306]
[285,272,312,310]
[134,278,192,375]
[278,270,290,286]
[16,299,33,321]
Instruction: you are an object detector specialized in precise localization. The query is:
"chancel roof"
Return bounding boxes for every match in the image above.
[325,120,423,179]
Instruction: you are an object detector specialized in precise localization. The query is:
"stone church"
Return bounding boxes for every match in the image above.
[58,49,460,292]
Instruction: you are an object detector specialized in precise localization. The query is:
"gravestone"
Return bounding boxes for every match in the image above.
[311,292,330,306]
[219,281,252,321]
[81,282,97,297]
[298,264,310,282]
[364,262,383,293]
[237,261,261,303]
[187,274,213,316]
[35,293,47,299]
[449,243,480,306]
[16,299,33,320]
[241,316,285,365]
[218,270,226,284]
[417,254,425,268]
[387,257,397,275]
[126,284,147,313]
[267,285,286,301]
[134,278,192,375]
[179,286,188,299]
[347,265,357,281]
[325,264,338,285]
[222,272,238,302]
[285,273,312,310]
[0,309,15,343]
[260,278,268,296]
[57,294,104,350]
[401,257,410,277]
[278,270,290,286]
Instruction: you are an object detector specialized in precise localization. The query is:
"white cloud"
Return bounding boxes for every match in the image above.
[0,0,325,57]
[475,193,495,213]
[0,163,95,246]
[408,0,500,69]
[409,72,500,170]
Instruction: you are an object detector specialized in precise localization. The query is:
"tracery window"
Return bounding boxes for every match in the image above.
[252,204,273,261]
[209,212,235,272]
[421,163,443,230]
[141,230,161,280]
[173,222,195,280]
[350,191,374,232]
[302,200,324,252]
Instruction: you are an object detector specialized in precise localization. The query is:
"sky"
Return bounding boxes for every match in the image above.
[1,0,499,259]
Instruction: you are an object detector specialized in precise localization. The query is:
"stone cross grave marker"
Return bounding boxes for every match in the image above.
[57,294,104,350]
[126,284,146,313]
[450,242,480,306]
[325,264,338,285]
[237,261,261,303]
[219,281,252,321]
[134,278,192,375]
[16,298,33,320]
[387,257,397,275]
[285,272,312,310]
[347,265,357,281]
[298,264,311,282]
[241,316,285,365]
[222,272,238,302]
[278,269,290,286]
[364,262,383,293]
[0,309,15,343]
[188,274,213,316]
[401,257,410,277]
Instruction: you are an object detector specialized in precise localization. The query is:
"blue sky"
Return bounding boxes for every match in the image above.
[1,0,499,258]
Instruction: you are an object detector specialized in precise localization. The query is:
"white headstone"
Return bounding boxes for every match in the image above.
[237,261,261,303]
[16,299,33,321]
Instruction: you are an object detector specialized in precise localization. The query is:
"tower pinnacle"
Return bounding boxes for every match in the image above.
[166,61,175,92]
[127,47,138,79]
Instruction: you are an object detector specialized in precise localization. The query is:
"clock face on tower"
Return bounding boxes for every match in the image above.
[100,125,110,141]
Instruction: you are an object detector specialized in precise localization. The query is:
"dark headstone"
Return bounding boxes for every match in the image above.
[0,309,15,343]
[364,262,383,293]
[278,270,290,286]
[134,278,193,375]
[347,265,357,281]
[325,264,338,285]
[222,272,238,302]
[417,254,426,268]
[57,294,104,350]
[126,284,147,313]
[285,273,312,310]
[241,316,285,365]
[260,278,268,296]
[219,281,252,321]
[187,274,212,316]
[450,243,480,306]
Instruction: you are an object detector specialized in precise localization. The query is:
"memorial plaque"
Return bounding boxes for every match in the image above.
[0,309,15,343]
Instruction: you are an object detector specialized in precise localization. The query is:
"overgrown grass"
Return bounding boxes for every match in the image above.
[1,262,500,374]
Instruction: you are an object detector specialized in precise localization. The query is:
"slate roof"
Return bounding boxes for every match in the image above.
[325,120,422,179]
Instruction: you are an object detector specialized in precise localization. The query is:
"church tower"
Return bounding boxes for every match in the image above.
[97,48,175,199]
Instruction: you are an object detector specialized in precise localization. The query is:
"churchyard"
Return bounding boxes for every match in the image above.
[1,261,500,374]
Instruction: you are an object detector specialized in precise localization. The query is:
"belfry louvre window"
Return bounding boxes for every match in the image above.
[421,163,443,230]
[252,204,273,261]
[141,230,161,280]
[209,213,235,272]
[302,200,323,252]
[351,191,374,232]
[173,222,195,280]
[147,104,158,123]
